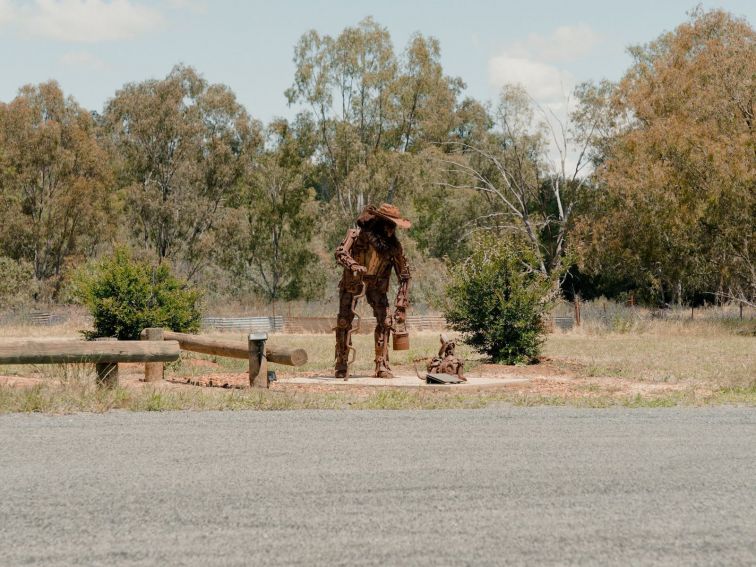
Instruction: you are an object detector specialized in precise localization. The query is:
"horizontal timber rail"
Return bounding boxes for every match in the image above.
[0,339,182,388]
[0,340,180,365]
[140,329,308,389]
[161,331,307,367]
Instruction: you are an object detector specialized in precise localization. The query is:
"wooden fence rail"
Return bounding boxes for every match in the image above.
[141,329,308,389]
[0,339,181,388]
[0,340,180,365]
[1,330,308,390]
[161,331,307,366]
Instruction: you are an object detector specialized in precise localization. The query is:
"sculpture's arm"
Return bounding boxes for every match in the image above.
[393,243,411,317]
[334,228,365,273]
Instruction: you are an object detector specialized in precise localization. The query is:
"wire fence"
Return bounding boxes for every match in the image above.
[0,301,752,334]
[0,310,69,327]
[202,316,285,333]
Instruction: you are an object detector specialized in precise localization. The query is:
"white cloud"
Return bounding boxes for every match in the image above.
[0,0,16,26]
[9,0,162,42]
[488,55,574,102]
[488,23,600,104]
[165,0,206,13]
[60,50,107,70]
[507,24,601,63]
[488,24,602,175]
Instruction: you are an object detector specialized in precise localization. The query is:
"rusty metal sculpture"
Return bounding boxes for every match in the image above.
[425,334,466,381]
[334,203,411,379]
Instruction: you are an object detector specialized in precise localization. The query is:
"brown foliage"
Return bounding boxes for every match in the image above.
[575,9,755,303]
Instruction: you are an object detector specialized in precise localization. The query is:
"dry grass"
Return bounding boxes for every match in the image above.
[546,321,755,388]
[1,317,754,413]
[0,318,87,339]
[1,377,753,414]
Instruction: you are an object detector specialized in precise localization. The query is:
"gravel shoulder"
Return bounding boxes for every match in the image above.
[1,407,755,566]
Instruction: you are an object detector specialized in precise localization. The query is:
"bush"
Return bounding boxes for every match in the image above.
[443,235,555,364]
[74,248,202,339]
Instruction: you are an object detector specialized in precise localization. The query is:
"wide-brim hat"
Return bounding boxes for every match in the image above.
[370,203,411,229]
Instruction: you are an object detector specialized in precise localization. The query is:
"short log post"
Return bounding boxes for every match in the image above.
[141,327,165,382]
[94,337,118,388]
[248,333,268,389]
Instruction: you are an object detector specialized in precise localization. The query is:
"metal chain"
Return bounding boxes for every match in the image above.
[344,275,366,381]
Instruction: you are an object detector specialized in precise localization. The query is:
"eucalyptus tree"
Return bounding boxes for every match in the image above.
[428,83,601,277]
[286,17,463,219]
[217,119,324,305]
[0,81,111,293]
[104,65,262,279]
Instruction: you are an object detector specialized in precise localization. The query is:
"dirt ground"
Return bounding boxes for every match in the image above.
[1,323,752,407]
[0,356,700,403]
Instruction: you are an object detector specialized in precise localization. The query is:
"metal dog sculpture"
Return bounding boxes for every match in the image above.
[415,334,466,381]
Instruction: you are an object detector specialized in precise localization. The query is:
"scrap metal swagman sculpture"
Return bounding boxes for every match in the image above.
[334,203,412,379]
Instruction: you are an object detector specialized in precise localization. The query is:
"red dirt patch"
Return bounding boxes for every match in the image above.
[0,375,44,389]
[0,355,700,403]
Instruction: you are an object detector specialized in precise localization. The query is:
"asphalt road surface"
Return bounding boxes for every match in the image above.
[1,408,754,566]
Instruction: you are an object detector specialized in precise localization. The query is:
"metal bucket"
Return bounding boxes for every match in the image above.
[392,332,410,351]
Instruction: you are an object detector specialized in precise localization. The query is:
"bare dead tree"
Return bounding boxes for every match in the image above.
[428,85,602,276]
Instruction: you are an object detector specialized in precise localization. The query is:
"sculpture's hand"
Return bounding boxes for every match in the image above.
[393,307,406,325]
[352,265,367,276]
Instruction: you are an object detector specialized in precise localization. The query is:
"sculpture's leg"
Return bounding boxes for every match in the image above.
[367,287,392,378]
[334,288,354,378]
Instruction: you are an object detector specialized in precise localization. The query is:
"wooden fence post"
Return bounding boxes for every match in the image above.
[248,333,268,389]
[141,327,164,382]
[95,362,118,388]
[94,337,118,388]
[574,295,581,327]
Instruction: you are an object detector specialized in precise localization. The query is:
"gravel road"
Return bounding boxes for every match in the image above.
[1,408,754,566]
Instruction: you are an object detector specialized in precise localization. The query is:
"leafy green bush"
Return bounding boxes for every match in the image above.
[74,248,202,339]
[444,235,556,364]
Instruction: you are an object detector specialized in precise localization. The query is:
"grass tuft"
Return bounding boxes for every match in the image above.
[3,379,754,414]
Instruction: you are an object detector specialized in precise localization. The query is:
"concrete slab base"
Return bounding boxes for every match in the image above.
[279,373,529,391]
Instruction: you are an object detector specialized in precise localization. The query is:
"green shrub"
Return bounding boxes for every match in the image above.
[444,235,555,364]
[74,248,202,339]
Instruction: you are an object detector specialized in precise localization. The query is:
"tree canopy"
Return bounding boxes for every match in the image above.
[0,81,111,297]
[104,65,262,278]
[0,9,752,309]
[574,9,755,305]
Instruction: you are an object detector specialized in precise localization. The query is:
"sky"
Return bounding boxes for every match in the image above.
[0,0,754,122]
